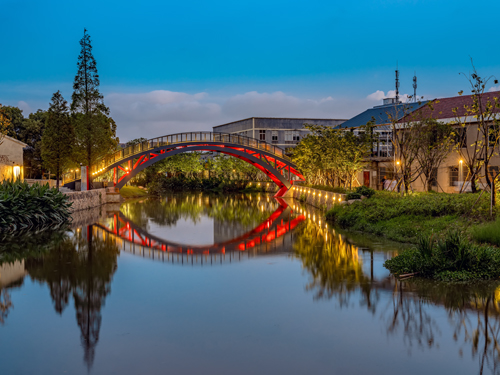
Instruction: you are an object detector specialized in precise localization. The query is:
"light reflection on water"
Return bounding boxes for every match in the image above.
[0,193,500,375]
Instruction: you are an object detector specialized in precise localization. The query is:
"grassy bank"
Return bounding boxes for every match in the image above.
[325,191,495,244]
[384,231,500,281]
[120,186,149,198]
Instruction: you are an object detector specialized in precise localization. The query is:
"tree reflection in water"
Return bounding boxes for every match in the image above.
[26,226,119,370]
[120,193,279,232]
[293,215,500,374]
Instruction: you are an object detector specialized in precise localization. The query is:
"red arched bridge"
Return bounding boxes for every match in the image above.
[63,132,304,196]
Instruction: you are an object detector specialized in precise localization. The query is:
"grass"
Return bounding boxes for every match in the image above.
[384,231,500,281]
[325,190,494,244]
[120,186,149,198]
[472,218,500,246]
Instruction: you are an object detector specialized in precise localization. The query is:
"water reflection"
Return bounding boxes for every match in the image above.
[2,194,500,374]
[17,227,118,369]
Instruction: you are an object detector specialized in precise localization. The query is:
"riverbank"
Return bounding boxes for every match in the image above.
[324,190,497,244]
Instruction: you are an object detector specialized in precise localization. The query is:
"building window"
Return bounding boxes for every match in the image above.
[285,131,292,142]
[293,131,300,141]
[272,131,278,143]
[259,130,266,141]
[449,166,459,186]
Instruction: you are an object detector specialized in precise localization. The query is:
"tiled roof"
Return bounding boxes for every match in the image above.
[340,101,429,128]
[401,91,500,121]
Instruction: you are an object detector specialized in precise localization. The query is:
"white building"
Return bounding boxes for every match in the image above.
[0,135,26,181]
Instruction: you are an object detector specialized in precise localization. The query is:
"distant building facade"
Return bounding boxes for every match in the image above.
[213,117,346,150]
[0,135,26,181]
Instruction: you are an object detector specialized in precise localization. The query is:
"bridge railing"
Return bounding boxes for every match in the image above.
[94,131,291,174]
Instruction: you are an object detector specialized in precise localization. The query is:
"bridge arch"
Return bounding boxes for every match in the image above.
[66,132,304,196]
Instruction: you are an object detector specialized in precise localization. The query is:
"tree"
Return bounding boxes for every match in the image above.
[0,104,10,146]
[71,29,118,174]
[411,104,455,192]
[1,105,24,139]
[22,110,47,179]
[41,91,75,188]
[453,62,500,196]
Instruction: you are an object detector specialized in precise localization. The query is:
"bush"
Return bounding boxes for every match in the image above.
[346,192,361,200]
[299,194,306,203]
[384,231,500,281]
[355,185,375,198]
[0,180,72,232]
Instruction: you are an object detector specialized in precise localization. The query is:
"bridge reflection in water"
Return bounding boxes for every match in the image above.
[93,197,306,265]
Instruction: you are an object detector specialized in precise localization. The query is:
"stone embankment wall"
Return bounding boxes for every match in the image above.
[283,185,346,211]
[65,189,107,212]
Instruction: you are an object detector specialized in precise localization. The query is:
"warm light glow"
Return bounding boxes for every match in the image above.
[13,165,20,179]
[459,159,463,164]
[70,169,73,172]
[396,161,400,165]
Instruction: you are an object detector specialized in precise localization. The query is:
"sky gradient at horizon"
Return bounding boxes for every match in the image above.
[2,0,500,141]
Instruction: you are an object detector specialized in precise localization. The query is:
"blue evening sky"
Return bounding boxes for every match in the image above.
[2,0,500,141]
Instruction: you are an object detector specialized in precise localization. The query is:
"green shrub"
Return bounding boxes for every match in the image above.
[355,185,375,198]
[346,192,361,200]
[0,180,72,232]
[472,219,500,246]
[299,194,306,203]
[384,231,500,281]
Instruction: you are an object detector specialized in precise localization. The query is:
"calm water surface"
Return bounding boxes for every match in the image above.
[1,193,500,375]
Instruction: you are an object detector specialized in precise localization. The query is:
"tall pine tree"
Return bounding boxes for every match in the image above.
[71,29,118,175]
[42,91,75,188]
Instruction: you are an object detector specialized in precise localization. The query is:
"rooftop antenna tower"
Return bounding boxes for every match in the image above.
[395,64,400,103]
[413,72,417,102]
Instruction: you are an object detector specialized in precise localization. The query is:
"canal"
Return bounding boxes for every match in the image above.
[1,193,499,375]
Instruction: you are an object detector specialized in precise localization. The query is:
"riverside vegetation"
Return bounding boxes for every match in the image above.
[323,188,500,281]
[0,180,72,232]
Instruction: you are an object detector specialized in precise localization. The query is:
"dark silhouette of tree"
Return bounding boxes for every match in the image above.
[71,29,118,174]
[41,91,75,188]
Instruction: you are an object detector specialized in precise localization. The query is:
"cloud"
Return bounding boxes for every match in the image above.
[367,90,385,101]
[489,86,500,92]
[106,89,375,142]
[367,89,411,103]
[17,101,31,116]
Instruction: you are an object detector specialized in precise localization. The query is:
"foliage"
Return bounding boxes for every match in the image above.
[299,194,306,203]
[1,106,47,178]
[325,191,494,243]
[472,218,500,246]
[453,62,500,195]
[384,231,500,281]
[0,104,10,145]
[71,29,118,168]
[125,138,147,147]
[0,180,72,232]
[292,124,374,188]
[346,192,361,200]
[148,175,256,195]
[354,185,375,198]
[119,186,148,198]
[41,91,75,188]
[413,116,455,191]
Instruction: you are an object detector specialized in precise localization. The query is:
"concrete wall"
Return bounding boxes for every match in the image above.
[283,185,346,211]
[0,135,26,181]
